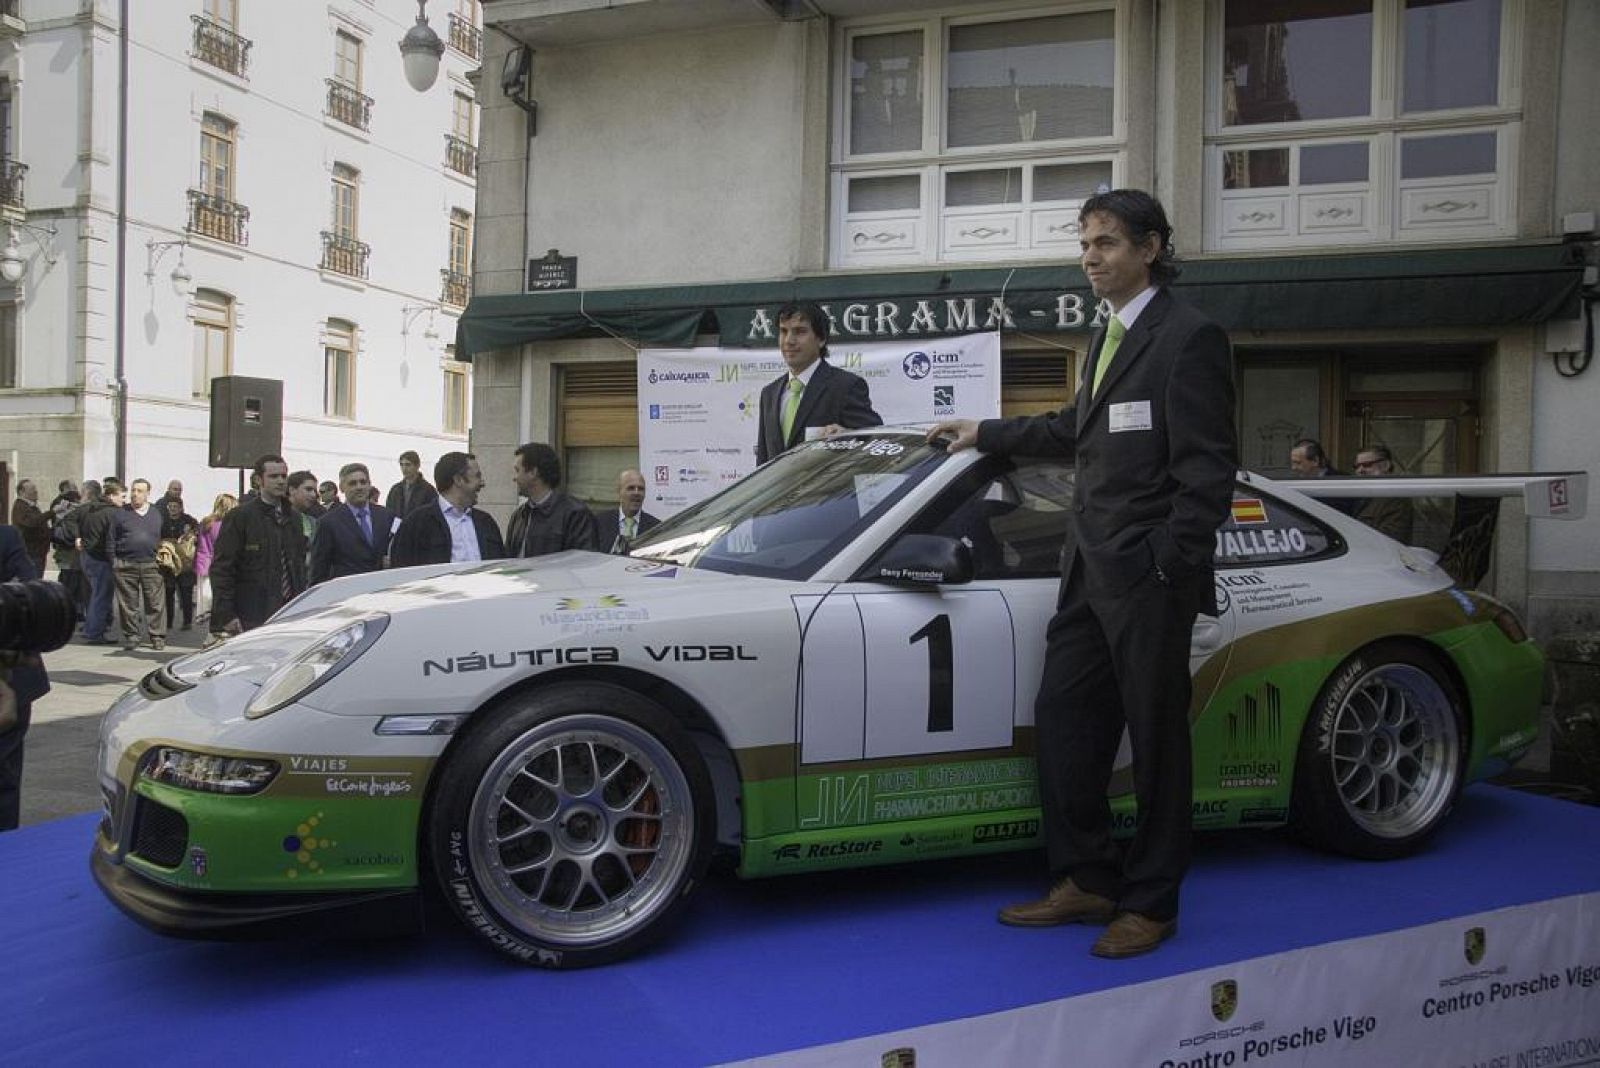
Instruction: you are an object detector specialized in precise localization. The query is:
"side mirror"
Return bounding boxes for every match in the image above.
[864,534,973,585]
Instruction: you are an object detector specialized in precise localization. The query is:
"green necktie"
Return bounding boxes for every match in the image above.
[623,515,636,539]
[780,377,804,441]
[1091,316,1127,396]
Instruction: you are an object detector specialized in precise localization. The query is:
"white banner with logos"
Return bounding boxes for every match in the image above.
[638,334,1002,516]
[733,891,1600,1068]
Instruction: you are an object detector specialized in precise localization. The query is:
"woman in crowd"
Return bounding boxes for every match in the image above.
[158,497,201,631]
[194,493,237,627]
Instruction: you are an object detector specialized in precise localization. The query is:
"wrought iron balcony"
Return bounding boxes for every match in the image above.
[321,231,370,279]
[187,189,250,246]
[0,160,25,213]
[325,79,373,132]
[191,15,251,78]
[440,269,471,308]
[444,134,477,178]
[448,13,481,60]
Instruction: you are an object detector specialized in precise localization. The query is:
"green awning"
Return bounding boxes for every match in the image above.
[454,243,1585,360]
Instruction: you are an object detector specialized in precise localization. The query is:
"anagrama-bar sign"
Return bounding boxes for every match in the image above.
[724,290,1112,346]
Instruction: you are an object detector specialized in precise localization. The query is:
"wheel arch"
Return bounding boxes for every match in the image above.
[418,666,745,865]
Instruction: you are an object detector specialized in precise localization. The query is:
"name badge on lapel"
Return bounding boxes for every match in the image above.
[1109,400,1153,433]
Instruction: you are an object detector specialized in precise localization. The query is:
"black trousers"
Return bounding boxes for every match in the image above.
[1033,558,1201,921]
[163,571,196,629]
[0,699,28,831]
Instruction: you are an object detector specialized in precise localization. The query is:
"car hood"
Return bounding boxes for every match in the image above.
[292,551,751,625]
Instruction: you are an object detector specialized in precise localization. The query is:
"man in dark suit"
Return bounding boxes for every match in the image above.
[930,190,1237,959]
[1,524,50,831]
[385,450,439,519]
[594,469,660,554]
[309,462,395,584]
[1289,438,1359,516]
[754,302,882,465]
[10,479,49,575]
[390,452,505,567]
[505,443,599,558]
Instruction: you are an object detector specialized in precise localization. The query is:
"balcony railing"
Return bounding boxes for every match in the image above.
[191,15,251,78]
[187,189,250,246]
[447,13,481,60]
[440,269,471,308]
[444,134,477,178]
[0,160,26,213]
[321,231,370,279]
[325,79,373,132]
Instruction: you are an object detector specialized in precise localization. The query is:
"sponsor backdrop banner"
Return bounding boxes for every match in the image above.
[736,892,1600,1068]
[638,333,1002,516]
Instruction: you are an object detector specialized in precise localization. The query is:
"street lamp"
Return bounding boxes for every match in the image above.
[0,222,59,285]
[145,238,194,298]
[399,0,445,93]
[402,302,440,341]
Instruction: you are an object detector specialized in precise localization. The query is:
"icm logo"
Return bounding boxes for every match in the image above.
[649,404,661,420]
[903,351,932,380]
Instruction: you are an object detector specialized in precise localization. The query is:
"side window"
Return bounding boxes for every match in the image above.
[1214,487,1343,568]
[916,458,1075,579]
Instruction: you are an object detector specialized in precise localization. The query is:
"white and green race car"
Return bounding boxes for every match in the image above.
[91,429,1586,967]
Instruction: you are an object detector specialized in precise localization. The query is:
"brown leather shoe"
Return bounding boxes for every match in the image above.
[997,878,1116,927]
[1090,912,1177,958]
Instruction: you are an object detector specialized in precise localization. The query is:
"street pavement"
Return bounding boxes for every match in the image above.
[18,621,209,827]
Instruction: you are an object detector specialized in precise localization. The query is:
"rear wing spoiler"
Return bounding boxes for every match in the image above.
[1255,472,1588,520]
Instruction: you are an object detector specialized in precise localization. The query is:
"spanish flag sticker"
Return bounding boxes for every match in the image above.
[1231,498,1269,525]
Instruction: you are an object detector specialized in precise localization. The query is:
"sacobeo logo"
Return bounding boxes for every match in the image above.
[902,351,932,380]
[1211,979,1239,1023]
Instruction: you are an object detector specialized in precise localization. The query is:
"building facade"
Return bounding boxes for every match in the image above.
[462,0,1598,637]
[0,0,482,508]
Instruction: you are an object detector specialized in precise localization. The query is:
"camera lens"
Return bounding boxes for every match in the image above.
[0,580,78,655]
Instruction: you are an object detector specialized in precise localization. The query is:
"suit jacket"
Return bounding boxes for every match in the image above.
[390,501,505,567]
[309,502,396,584]
[755,358,882,465]
[976,288,1237,614]
[385,478,439,519]
[594,508,660,554]
[9,499,49,572]
[1,525,51,706]
[505,491,601,558]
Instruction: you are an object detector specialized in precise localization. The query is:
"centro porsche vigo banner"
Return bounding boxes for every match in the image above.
[638,333,1001,515]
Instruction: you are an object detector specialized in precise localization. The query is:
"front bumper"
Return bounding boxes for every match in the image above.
[91,846,423,940]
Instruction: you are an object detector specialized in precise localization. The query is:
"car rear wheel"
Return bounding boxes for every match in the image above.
[1291,642,1467,859]
[427,682,714,967]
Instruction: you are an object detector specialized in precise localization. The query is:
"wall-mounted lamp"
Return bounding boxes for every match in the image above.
[146,238,193,298]
[402,302,439,341]
[398,0,445,93]
[501,43,538,135]
[0,222,59,284]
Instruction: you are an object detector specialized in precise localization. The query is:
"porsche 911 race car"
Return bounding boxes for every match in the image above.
[91,428,1587,967]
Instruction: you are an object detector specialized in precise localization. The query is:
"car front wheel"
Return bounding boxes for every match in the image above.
[1291,642,1467,860]
[427,682,714,967]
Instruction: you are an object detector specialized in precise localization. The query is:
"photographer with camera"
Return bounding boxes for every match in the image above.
[1,523,69,832]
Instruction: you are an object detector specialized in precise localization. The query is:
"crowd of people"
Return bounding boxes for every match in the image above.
[6,445,662,653]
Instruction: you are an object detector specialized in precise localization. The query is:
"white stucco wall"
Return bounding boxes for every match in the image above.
[1,0,478,505]
[521,20,826,288]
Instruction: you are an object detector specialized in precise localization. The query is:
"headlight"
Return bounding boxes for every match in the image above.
[141,747,280,795]
[245,614,388,719]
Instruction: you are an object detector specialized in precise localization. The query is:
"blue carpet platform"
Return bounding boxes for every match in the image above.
[5,786,1599,1066]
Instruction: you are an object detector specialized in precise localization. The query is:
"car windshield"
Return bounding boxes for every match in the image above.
[628,431,947,580]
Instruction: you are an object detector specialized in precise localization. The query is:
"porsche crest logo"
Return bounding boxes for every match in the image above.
[1465,927,1487,965]
[1211,979,1238,1023]
[880,1048,916,1067]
